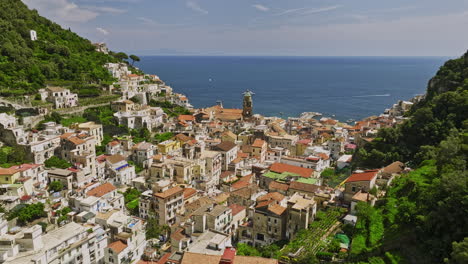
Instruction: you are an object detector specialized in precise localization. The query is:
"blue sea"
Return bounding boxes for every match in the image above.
[137,56,449,121]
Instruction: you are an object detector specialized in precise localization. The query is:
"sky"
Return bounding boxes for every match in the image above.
[22,0,468,56]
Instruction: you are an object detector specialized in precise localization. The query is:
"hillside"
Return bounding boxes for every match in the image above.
[0,0,123,97]
[355,51,468,168]
[351,52,468,263]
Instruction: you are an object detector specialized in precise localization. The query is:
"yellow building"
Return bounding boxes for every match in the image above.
[157,139,181,154]
[0,168,20,184]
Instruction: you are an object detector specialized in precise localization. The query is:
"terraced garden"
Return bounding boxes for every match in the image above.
[279,207,346,263]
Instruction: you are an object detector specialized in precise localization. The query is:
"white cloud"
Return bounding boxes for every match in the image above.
[137,17,156,25]
[275,5,342,16]
[274,7,308,16]
[96,27,109,35]
[83,6,127,14]
[253,4,269,12]
[302,5,342,15]
[186,1,208,14]
[22,0,98,23]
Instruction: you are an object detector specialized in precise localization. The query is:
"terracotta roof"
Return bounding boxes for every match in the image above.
[86,183,116,197]
[235,256,278,264]
[382,161,405,174]
[0,168,19,175]
[67,136,85,145]
[106,154,126,164]
[229,204,246,216]
[220,171,235,179]
[317,153,330,160]
[252,139,266,148]
[257,192,285,202]
[10,164,41,172]
[178,115,195,122]
[213,141,237,152]
[171,228,188,241]
[270,163,314,178]
[108,140,120,147]
[181,252,221,264]
[154,186,183,199]
[231,174,253,190]
[297,139,312,145]
[231,186,258,199]
[289,181,322,193]
[255,199,275,209]
[183,188,197,199]
[59,132,73,139]
[346,170,379,183]
[237,151,249,159]
[174,133,192,142]
[269,181,289,191]
[107,240,127,254]
[268,204,287,216]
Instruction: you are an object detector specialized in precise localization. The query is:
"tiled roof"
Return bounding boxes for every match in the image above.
[181,252,221,264]
[10,164,41,172]
[231,185,257,199]
[257,192,285,202]
[213,141,237,152]
[154,186,183,199]
[289,181,322,193]
[174,133,192,142]
[106,154,126,164]
[346,170,379,183]
[178,115,195,122]
[382,161,405,174]
[252,139,266,148]
[269,181,289,191]
[0,168,19,175]
[229,204,246,216]
[108,140,120,146]
[317,153,330,160]
[183,188,197,199]
[270,163,314,178]
[86,183,116,197]
[268,204,287,216]
[220,171,235,179]
[67,136,85,145]
[107,240,127,254]
[231,174,253,190]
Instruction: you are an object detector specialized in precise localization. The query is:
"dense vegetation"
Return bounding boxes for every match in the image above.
[44,156,72,169]
[352,51,468,263]
[355,52,468,168]
[0,0,140,97]
[7,203,46,225]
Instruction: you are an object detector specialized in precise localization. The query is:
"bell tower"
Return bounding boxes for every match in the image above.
[242,90,254,119]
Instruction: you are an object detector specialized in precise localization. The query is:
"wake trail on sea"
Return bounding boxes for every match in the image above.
[351,94,391,98]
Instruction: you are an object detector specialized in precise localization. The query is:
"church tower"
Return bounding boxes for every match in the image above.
[242,90,254,119]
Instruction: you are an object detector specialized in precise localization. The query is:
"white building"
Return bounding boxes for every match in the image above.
[45,87,78,109]
[3,222,108,264]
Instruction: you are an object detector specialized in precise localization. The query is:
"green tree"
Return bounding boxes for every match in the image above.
[49,181,64,192]
[129,54,140,66]
[114,52,129,61]
[447,238,468,264]
[44,156,71,169]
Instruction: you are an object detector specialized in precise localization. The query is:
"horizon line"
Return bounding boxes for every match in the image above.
[132,54,454,58]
